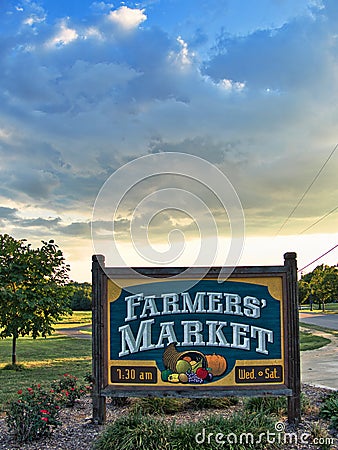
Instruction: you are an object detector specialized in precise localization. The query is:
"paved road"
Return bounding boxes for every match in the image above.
[300,328,338,390]
[299,312,338,330]
[56,324,92,339]
[300,313,338,389]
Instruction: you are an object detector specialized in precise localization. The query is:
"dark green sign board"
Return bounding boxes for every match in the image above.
[92,253,300,425]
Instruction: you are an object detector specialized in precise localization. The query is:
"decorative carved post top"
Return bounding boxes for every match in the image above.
[92,254,105,265]
[284,252,297,261]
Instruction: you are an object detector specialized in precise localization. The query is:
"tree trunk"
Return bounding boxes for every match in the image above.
[322,302,325,312]
[12,336,17,365]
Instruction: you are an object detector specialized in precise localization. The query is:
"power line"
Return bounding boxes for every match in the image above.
[299,205,338,235]
[275,143,338,236]
[298,244,338,272]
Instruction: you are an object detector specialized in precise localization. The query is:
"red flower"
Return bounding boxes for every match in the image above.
[27,387,33,392]
[37,384,41,388]
[17,390,22,395]
[41,417,48,422]
[65,391,69,397]
[40,409,49,414]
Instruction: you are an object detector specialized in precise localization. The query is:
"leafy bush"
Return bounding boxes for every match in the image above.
[6,373,91,442]
[6,384,62,443]
[320,391,338,429]
[51,373,90,407]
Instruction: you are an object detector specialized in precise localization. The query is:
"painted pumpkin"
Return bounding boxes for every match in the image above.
[206,354,227,376]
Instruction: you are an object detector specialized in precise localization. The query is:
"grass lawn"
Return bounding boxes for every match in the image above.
[300,302,338,314]
[299,329,331,351]
[53,310,92,329]
[0,335,91,411]
[299,321,338,336]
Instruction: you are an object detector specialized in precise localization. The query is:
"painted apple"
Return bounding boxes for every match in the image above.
[196,368,209,380]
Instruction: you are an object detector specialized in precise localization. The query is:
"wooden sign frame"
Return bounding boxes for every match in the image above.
[92,253,300,425]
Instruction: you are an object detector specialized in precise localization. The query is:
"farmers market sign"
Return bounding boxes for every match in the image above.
[92,253,300,424]
[109,279,283,386]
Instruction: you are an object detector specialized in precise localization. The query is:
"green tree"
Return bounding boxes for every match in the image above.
[69,282,92,311]
[309,264,338,312]
[298,278,310,305]
[0,234,72,365]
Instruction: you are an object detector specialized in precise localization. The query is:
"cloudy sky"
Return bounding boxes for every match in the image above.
[1,0,337,281]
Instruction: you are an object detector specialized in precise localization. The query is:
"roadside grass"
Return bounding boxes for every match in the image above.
[299,330,331,351]
[0,336,91,411]
[300,302,338,314]
[53,311,92,329]
[299,322,338,337]
[79,328,92,334]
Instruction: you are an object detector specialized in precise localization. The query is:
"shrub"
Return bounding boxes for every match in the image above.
[244,396,287,415]
[189,396,238,410]
[320,391,338,429]
[51,373,90,407]
[6,384,62,443]
[109,397,130,407]
[171,411,278,450]
[93,413,172,450]
[130,396,238,415]
[93,409,279,450]
[130,397,188,415]
[2,363,26,371]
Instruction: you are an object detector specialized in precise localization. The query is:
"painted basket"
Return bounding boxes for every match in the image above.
[162,342,207,372]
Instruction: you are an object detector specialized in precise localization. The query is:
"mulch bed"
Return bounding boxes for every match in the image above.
[0,383,337,449]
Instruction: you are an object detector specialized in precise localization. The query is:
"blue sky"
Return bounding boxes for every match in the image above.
[0,0,337,281]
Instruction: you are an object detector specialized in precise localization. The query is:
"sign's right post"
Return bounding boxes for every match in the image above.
[285,252,301,426]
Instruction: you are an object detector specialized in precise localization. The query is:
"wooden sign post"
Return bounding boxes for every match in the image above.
[92,253,300,425]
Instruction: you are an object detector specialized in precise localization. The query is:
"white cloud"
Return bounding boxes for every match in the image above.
[218,78,246,92]
[84,26,104,40]
[108,6,147,30]
[175,36,194,66]
[0,128,12,141]
[23,14,46,26]
[1,0,338,280]
[46,19,78,48]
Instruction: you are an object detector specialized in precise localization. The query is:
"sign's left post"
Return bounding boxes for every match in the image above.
[92,254,107,424]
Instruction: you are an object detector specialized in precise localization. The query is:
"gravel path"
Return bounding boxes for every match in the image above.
[0,384,337,450]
